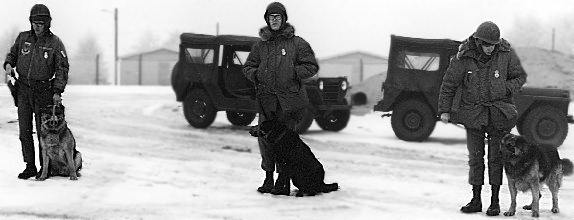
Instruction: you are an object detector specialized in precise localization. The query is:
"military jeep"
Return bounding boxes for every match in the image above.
[171,33,351,133]
[374,35,573,146]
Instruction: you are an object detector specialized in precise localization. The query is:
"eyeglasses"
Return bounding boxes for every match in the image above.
[268,14,282,21]
[478,39,495,47]
[32,21,45,26]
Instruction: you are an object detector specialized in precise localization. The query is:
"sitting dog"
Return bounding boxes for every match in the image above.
[251,120,339,197]
[500,133,572,217]
[38,105,82,181]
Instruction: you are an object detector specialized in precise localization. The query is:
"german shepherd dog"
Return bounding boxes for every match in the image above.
[500,133,573,217]
[38,105,82,181]
[251,120,339,197]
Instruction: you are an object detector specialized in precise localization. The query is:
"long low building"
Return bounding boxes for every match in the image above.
[318,51,388,86]
[120,48,178,85]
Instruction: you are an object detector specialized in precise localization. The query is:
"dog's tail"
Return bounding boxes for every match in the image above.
[562,158,573,176]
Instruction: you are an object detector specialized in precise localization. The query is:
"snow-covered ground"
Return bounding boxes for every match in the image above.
[0,85,572,220]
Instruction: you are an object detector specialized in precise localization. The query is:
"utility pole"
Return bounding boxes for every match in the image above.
[216,22,219,36]
[551,28,555,52]
[114,8,119,85]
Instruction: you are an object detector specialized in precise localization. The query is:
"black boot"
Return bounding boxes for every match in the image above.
[257,171,274,193]
[17,163,37,179]
[486,185,500,216]
[461,185,482,213]
[270,173,290,196]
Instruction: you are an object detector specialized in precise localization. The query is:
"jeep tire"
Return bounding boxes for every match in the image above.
[183,89,217,128]
[316,109,351,132]
[519,105,568,146]
[294,107,314,134]
[226,111,256,126]
[391,99,436,142]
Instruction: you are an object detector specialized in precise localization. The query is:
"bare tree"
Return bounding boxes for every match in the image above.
[132,29,162,53]
[161,30,182,52]
[72,34,108,84]
[506,16,547,49]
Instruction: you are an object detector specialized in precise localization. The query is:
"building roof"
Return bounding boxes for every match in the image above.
[120,48,178,60]
[319,51,388,63]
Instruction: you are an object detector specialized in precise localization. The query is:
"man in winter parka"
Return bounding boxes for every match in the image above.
[4,4,69,179]
[243,2,319,195]
[438,21,526,216]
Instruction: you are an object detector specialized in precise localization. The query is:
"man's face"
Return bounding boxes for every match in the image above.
[479,40,496,55]
[32,21,45,36]
[268,14,282,31]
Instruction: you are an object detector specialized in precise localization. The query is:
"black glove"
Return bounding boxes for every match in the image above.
[249,125,261,137]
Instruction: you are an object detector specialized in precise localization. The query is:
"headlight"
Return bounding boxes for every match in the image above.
[319,80,324,90]
[341,81,348,91]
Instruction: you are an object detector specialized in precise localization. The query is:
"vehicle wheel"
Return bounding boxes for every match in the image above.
[226,111,256,126]
[183,89,217,128]
[294,107,314,134]
[316,109,351,131]
[391,99,436,142]
[519,105,568,146]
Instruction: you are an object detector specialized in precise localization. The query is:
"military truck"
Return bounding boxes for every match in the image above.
[171,33,351,133]
[374,35,573,146]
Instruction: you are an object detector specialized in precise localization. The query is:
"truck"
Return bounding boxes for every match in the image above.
[171,33,351,133]
[374,35,573,146]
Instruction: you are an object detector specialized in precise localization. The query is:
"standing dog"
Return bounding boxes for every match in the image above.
[251,120,339,197]
[38,105,82,181]
[500,133,572,217]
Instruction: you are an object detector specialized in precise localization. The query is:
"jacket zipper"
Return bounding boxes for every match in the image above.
[26,40,36,86]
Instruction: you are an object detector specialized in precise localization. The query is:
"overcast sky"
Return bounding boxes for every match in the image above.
[1,0,573,63]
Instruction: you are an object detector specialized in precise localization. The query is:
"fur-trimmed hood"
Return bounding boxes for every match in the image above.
[456,35,511,60]
[259,23,295,41]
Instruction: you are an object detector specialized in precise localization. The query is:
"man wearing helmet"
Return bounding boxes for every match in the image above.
[243,2,319,195]
[438,21,527,216]
[3,4,69,179]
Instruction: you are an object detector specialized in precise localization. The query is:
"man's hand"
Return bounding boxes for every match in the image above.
[440,113,450,123]
[53,93,62,105]
[5,64,13,77]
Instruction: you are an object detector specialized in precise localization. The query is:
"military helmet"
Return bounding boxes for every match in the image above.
[29,4,52,24]
[473,21,500,45]
[264,2,287,28]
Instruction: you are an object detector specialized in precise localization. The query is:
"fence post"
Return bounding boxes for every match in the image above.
[95,54,100,85]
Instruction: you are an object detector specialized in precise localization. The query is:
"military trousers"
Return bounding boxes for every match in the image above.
[257,99,300,173]
[465,123,510,186]
[17,80,53,166]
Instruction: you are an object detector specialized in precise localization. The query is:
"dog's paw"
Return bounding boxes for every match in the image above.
[531,210,539,218]
[551,207,559,213]
[523,204,532,210]
[295,191,304,197]
[503,211,515,216]
[36,176,47,181]
[69,176,78,180]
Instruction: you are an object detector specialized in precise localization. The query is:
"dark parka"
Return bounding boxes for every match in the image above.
[243,23,319,114]
[438,37,527,129]
[4,29,69,94]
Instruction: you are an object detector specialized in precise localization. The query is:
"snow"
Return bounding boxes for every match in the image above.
[0,85,573,220]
